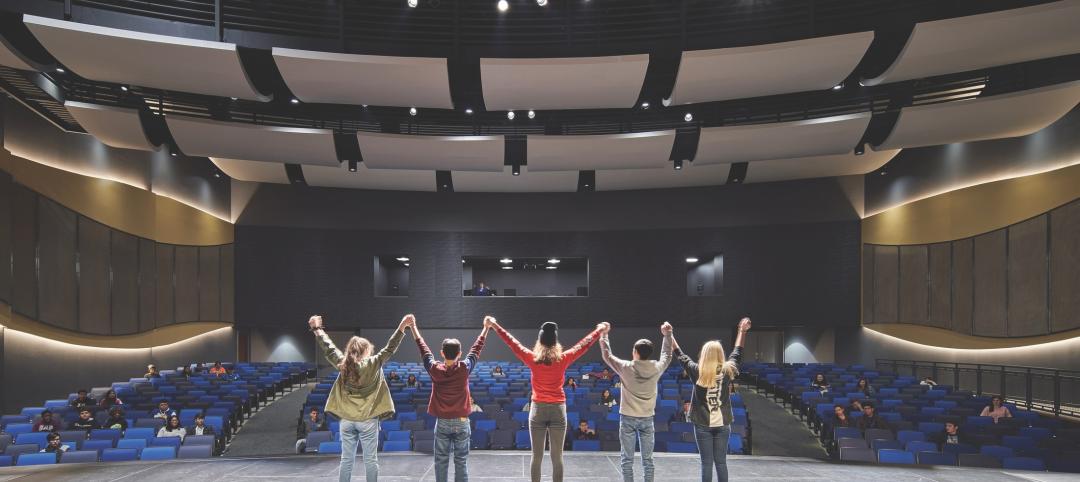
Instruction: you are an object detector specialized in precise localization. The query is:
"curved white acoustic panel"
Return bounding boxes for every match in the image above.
[667,32,873,105]
[454,167,579,192]
[527,131,676,172]
[25,15,266,101]
[864,1,1080,86]
[481,55,649,110]
[695,113,871,166]
[356,132,504,171]
[0,38,35,70]
[876,81,1080,150]
[745,149,900,184]
[598,162,731,191]
[210,158,290,184]
[167,117,340,166]
[64,102,157,151]
[272,48,453,109]
[302,163,435,191]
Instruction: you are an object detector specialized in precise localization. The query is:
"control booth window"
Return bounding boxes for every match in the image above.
[686,254,723,297]
[462,257,588,297]
[374,255,410,297]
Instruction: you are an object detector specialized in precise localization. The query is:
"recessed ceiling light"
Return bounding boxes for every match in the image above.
[527,110,535,119]
[230,97,238,101]
[673,159,683,170]
[498,0,509,12]
[641,101,650,109]
[832,83,844,91]
[404,263,410,267]
[500,258,513,264]
[880,170,887,176]
[120,85,129,92]
[684,113,693,122]
[685,257,699,263]
[537,0,548,6]
[408,0,418,7]
[502,266,513,270]
[546,266,557,270]
[465,108,473,114]
[396,257,410,262]
[55,67,65,73]
[507,110,515,120]
[462,259,466,263]
[512,164,521,176]
[547,258,560,264]
[409,107,418,116]
[290,98,299,104]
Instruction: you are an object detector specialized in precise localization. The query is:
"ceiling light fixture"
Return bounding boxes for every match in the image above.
[396,257,410,262]
[465,108,473,114]
[348,159,358,172]
[409,107,418,116]
[685,257,699,263]
[854,143,865,156]
[546,266,557,270]
[673,159,683,170]
[547,258,560,264]
[498,0,509,12]
[880,170,888,176]
[502,266,513,270]
[832,83,844,91]
[230,97,238,101]
[537,0,548,5]
[408,0,418,7]
[120,85,129,92]
[527,110,535,119]
[404,263,410,266]
[641,101,650,109]
[512,164,521,176]
[55,67,65,73]
[290,98,299,104]
[500,258,513,264]
[684,112,693,122]
[507,110,515,120]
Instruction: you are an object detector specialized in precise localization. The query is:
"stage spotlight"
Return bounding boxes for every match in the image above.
[408,0,418,7]
[880,170,888,176]
[348,159,358,172]
[55,67,65,73]
[854,143,865,155]
[396,257,410,262]
[230,97,238,101]
[832,83,843,91]
[290,98,300,104]
[527,110,535,119]
[500,258,513,264]
[512,164,521,176]
[213,170,221,178]
[498,0,509,12]
[409,107,418,116]
[465,108,474,114]
[120,85,129,92]
[537,0,548,5]
[641,101,650,109]
[684,112,693,122]
[507,110,515,120]
[547,258,560,264]
[685,257,699,263]
[673,159,683,170]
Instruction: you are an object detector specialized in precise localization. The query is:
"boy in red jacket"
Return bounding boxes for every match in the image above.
[410,316,490,482]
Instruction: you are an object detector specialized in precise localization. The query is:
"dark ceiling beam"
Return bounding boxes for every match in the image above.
[0,11,59,71]
[285,164,306,186]
[577,170,595,192]
[436,170,453,192]
[235,47,290,103]
[726,162,748,185]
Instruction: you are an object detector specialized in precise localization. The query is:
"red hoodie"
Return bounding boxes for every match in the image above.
[417,333,486,418]
[494,325,603,404]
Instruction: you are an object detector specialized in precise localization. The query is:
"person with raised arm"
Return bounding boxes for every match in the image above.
[309,313,414,482]
[488,319,605,482]
[672,317,751,482]
[598,321,673,482]
[410,315,491,482]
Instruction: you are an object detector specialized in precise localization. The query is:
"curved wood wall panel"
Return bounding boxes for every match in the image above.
[0,175,235,336]
[863,197,1080,338]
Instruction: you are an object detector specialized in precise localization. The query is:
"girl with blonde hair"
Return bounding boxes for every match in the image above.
[672,317,751,482]
[309,313,414,482]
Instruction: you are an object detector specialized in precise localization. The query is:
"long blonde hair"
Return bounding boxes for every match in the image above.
[696,340,738,388]
[339,336,373,383]
[532,340,563,365]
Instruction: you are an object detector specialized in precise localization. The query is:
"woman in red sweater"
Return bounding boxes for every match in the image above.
[490,319,606,482]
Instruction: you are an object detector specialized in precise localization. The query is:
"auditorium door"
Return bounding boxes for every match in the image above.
[742,329,783,364]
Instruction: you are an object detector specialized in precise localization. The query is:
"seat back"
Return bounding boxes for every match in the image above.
[59,450,99,464]
[305,431,333,453]
[383,440,410,452]
[865,428,894,441]
[1002,456,1045,471]
[515,430,531,449]
[177,445,212,459]
[15,452,57,466]
[14,432,49,450]
[959,453,1003,468]
[100,448,139,462]
[117,438,147,451]
[917,451,957,466]
[317,441,342,454]
[839,447,876,463]
[905,440,937,453]
[877,449,915,464]
[140,446,177,461]
[184,435,215,446]
[572,440,600,451]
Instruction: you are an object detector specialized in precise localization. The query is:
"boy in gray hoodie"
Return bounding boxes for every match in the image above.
[598,321,673,482]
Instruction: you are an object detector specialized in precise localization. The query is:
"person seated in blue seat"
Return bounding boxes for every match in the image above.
[821,404,855,454]
[33,410,63,432]
[598,389,617,409]
[811,373,830,393]
[187,413,214,437]
[71,407,99,432]
[564,377,578,390]
[980,395,1013,424]
[295,407,328,453]
[40,432,70,459]
[145,364,161,379]
[98,389,123,409]
[855,378,875,397]
[670,401,692,424]
[855,402,891,433]
[470,396,483,413]
[566,420,597,449]
[102,407,128,431]
[930,420,969,450]
[387,371,402,382]
[406,374,422,388]
[157,415,186,441]
[70,389,95,410]
[491,366,506,378]
[920,376,938,387]
[152,400,177,420]
[847,399,863,414]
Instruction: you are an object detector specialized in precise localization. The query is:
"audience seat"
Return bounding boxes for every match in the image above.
[178,445,213,459]
[123,428,155,442]
[14,432,49,450]
[151,437,182,449]
[572,440,600,451]
[140,446,177,461]
[101,448,139,462]
[305,431,333,453]
[184,435,215,446]
[383,441,410,452]
[59,450,99,464]
[2,423,33,436]
[877,449,915,464]
[117,438,147,452]
[870,439,902,451]
[942,443,979,455]
[90,429,121,444]
[515,430,531,449]
[917,451,957,466]
[1002,456,1046,471]
[839,447,877,463]
[317,441,342,454]
[3,444,39,460]
[15,452,57,466]
[959,453,1003,468]
[981,445,1015,459]
[835,427,862,440]
[413,439,434,454]
[667,442,697,453]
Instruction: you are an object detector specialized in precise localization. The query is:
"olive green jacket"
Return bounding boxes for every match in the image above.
[318,329,405,421]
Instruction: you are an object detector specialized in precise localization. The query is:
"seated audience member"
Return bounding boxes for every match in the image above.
[69,389,95,410]
[387,370,401,382]
[71,408,98,432]
[811,373,830,393]
[158,415,186,441]
[295,407,327,453]
[599,389,617,408]
[99,389,123,408]
[567,420,597,449]
[33,410,63,432]
[848,399,864,414]
[821,404,855,450]
[103,408,128,431]
[187,413,215,437]
[209,361,228,377]
[40,433,70,459]
[920,376,938,387]
[980,395,1013,424]
[856,402,891,432]
[564,377,578,390]
[472,281,493,296]
[855,378,876,396]
[931,420,969,449]
[470,396,483,413]
[671,401,692,423]
[491,366,506,378]
[180,366,193,379]
[405,374,421,388]
[676,367,691,381]
[152,399,177,420]
[588,368,613,381]
[145,364,160,378]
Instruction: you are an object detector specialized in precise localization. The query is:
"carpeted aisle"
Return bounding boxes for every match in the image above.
[739,387,827,459]
[225,384,313,457]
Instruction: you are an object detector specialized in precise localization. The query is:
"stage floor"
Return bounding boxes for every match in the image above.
[0,452,1071,481]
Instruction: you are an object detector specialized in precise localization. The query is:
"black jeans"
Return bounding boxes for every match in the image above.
[693,424,731,482]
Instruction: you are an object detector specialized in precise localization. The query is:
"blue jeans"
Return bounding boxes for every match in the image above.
[619,415,655,482]
[434,418,471,482]
[693,424,731,482]
[339,418,380,482]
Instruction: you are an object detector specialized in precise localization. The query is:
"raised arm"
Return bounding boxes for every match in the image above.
[671,336,699,380]
[562,323,606,365]
[729,317,751,364]
[598,323,627,373]
[411,318,436,372]
[372,314,413,365]
[657,322,674,370]
[308,315,344,367]
[491,320,535,364]
[463,316,494,372]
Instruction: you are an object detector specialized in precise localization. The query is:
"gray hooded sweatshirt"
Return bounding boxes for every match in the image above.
[598,331,673,418]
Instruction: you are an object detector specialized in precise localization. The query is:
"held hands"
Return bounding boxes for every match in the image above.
[483,316,497,329]
[399,314,416,332]
[597,322,611,334]
[308,315,325,332]
[738,317,752,333]
[660,321,673,336]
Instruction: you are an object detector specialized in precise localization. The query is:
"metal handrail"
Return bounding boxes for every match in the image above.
[876,359,1080,418]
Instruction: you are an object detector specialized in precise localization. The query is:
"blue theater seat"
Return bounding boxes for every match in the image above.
[178,445,213,459]
[59,450,99,464]
[14,432,49,450]
[15,452,57,466]
[383,440,410,452]
[101,448,139,462]
[917,451,957,466]
[1002,457,1046,471]
[572,440,600,451]
[667,442,697,453]
[877,449,915,464]
[317,441,342,454]
[140,446,177,461]
[515,430,531,449]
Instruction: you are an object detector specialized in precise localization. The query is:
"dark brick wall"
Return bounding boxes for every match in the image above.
[236,220,861,330]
